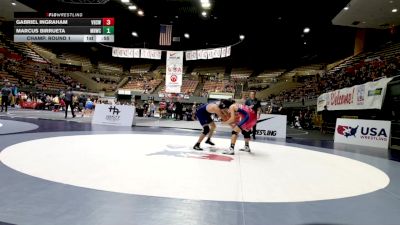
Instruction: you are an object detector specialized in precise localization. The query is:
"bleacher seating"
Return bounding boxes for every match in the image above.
[0,71,19,86]
[159,79,199,95]
[231,68,252,79]
[122,77,162,93]
[286,64,325,77]
[181,80,198,95]
[131,64,151,74]
[203,80,234,93]
[192,66,225,75]
[265,41,400,105]
[17,63,67,90]
[62,52,92,68]
[12,42,48,64]
[98,61,123,74]
[258,69,285,79]
[0,32,48,64]
[329,42,400,74]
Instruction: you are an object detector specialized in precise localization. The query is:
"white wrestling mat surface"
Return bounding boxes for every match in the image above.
[0,134,389,202]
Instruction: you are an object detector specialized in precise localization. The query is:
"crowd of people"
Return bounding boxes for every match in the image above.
[1,58,87,92]
[92,76,118,85]
[0,80,99,118]
[136,99,200,121]
[265,54,400,105]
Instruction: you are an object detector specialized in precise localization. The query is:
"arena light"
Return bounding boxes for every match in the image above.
[239,35,245,40]
[131,31,138,37]
[121,0,129,3]
[128,5,137,10]
[11,2,16,5]
[184,33,190,39]
[303,27,310,33]
[344,6,349,10]
[392,8,398,13]
[201,11,207,17]
[202,2,211,8]
[138,10,144,16]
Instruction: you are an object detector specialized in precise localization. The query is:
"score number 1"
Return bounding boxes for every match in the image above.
[102,17,114,35]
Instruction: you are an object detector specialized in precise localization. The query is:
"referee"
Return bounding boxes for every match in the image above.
[245,91,261,139]
[1,83,12,113]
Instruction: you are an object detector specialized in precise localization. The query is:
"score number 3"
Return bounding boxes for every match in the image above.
[102,18,114,26]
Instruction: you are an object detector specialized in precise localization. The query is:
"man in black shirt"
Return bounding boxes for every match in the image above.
[1,83,12,113]
[321,105,329,134]
[143,101,149,117]
[64,87,76,119]
[245,91,261,139]
[175,100,183,120]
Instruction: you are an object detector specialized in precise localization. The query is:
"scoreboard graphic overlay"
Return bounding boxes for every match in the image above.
[14,13,114,43]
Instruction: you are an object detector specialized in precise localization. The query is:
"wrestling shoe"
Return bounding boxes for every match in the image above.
[223,147,235,155]
[193,145,203,151]
[239,146,251,152]
[205,139,215,146]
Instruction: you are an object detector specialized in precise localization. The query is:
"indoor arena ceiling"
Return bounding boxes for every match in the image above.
[333,0,400,29]
[6,0,359,68]
[0,0,35,21]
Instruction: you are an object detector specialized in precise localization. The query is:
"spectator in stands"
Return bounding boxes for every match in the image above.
[143,101,149,117]
[60,97,66,112]
[72,95,80,113]
[53,95,61,112]
[1,82,12,113]
[320,105,329,134]
[78,95,86,112]
[149,101,156,117]
[192,102,197,120]
[11,84,18,107]
[175,100,183,121]
[82,98,94,117]
[159,99,167,119]
[167,100,175,119]
[44,95,52,109]
[245,91,261,139]
[64,87,76,119]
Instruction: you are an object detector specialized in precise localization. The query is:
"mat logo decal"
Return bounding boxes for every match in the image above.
[337,125,358,138]
[147,150,233,162]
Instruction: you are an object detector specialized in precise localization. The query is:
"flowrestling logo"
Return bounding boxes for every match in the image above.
[337,124,388,141]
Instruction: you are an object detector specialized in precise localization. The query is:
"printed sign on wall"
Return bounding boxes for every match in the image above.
[92,104,135,127]
[317,78,393,111]
[256,114,287,139]
[334,118,391,149]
